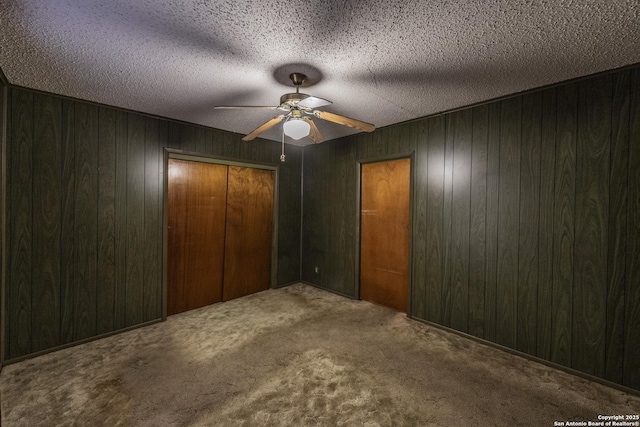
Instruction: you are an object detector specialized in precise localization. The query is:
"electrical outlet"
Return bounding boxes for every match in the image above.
[314,266,319,274]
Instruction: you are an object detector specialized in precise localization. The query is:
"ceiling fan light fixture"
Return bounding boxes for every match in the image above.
[283,118,311,140]
[217,71,374,142]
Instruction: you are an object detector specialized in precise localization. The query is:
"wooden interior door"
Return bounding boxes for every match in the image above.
[167,159,228,315]
[223,166,275,301]
[360,158,411,312]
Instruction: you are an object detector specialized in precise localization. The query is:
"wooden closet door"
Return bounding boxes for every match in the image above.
[360,158,411,312]
[222,166,274,301]
[167,159,228,315]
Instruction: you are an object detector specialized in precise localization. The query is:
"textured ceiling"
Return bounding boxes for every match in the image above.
[1,0,639,144]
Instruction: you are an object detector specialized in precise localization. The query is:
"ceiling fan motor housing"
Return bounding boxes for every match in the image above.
[280,92,309,106]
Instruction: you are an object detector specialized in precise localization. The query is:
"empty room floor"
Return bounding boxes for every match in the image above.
[1,283,639,426]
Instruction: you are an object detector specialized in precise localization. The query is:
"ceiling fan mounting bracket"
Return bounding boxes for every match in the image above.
[289,72,307,87]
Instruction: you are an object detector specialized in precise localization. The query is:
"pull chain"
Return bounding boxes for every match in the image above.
[280,126,286,162]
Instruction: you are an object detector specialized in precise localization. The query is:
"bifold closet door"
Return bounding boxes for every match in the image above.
[360,158,411,312]
[167,159,228,315]
[222,166,274,301]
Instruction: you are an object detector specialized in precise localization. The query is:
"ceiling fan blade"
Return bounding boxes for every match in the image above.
[313,111,375,132]
[306,119,324,143]
[214,106,279,110]
[298,96,332,109]
[242,116,285,141]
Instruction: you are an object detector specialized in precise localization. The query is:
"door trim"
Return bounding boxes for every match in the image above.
[162,149,279,320]
[355,152,415,317]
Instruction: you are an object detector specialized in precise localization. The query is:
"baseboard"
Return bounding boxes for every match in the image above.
[300,280,357,300]
[272,280,301,289]
[410,315,640,398]
[2,319,163,367]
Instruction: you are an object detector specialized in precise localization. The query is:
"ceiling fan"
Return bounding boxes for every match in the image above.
[214,73,375,144]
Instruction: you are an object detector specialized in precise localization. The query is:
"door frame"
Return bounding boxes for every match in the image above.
[355,152,415,317]
[162,148,279,320]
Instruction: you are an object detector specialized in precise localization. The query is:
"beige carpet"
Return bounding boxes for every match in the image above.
[1,283,639,426]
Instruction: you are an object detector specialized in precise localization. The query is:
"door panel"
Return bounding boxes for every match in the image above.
[360,158,411,312]
[167,159,228,315]
[223,166,274,301]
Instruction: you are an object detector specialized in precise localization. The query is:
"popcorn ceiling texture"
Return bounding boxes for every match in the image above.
[1,0,639,142]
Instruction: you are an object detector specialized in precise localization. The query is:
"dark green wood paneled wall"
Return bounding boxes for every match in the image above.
[0,78,6,367]
[3,88,301,361]
[302,136,358,296]
[302,65,640,391]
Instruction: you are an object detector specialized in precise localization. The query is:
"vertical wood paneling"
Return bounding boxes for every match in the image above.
[60,99,76,344]
[496,97,521,349]
[517,92,542,355]
[7,65,640,392]
[302,139,357,295]
[385,125,398,154]
[210,127,225,154]
[356,132,374,160]
[625,68,640,388]
[194,126,207,153]
[0,81,3,359]
[319,143,336,291]
[441,115,455,327]
[606,70,630,384]
[372,126,388,158]
[333,141,357,296]
[178,124,197,153]
[32,93,62,352]
[237,139,250,160]
[223,129,240,158]
[389,123,412,154]
[113,110,128,331]
[573,75,611,376]
[96,107,116,335]
[412,121,429,319]
[469,105,489,338]
[5,89,300,362]
[143,117,160,322]
[8,89,33,358]
[300,65,640,392]
[450,110,472,333]
[323,145,336,289]
[537,88,557,360]
[73,103,98,341]
[156,121,167,312]
[203,128,214,153]
[344,142,358,295]
[551,82,577,367]
[253,138,266,161]
[277,145,302,285]
[425,116,445,324]
[167,121,180,150]
[125,114,145,327]
[301,144,321,283]
[304,144,324,286]
[484,103,501,342]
